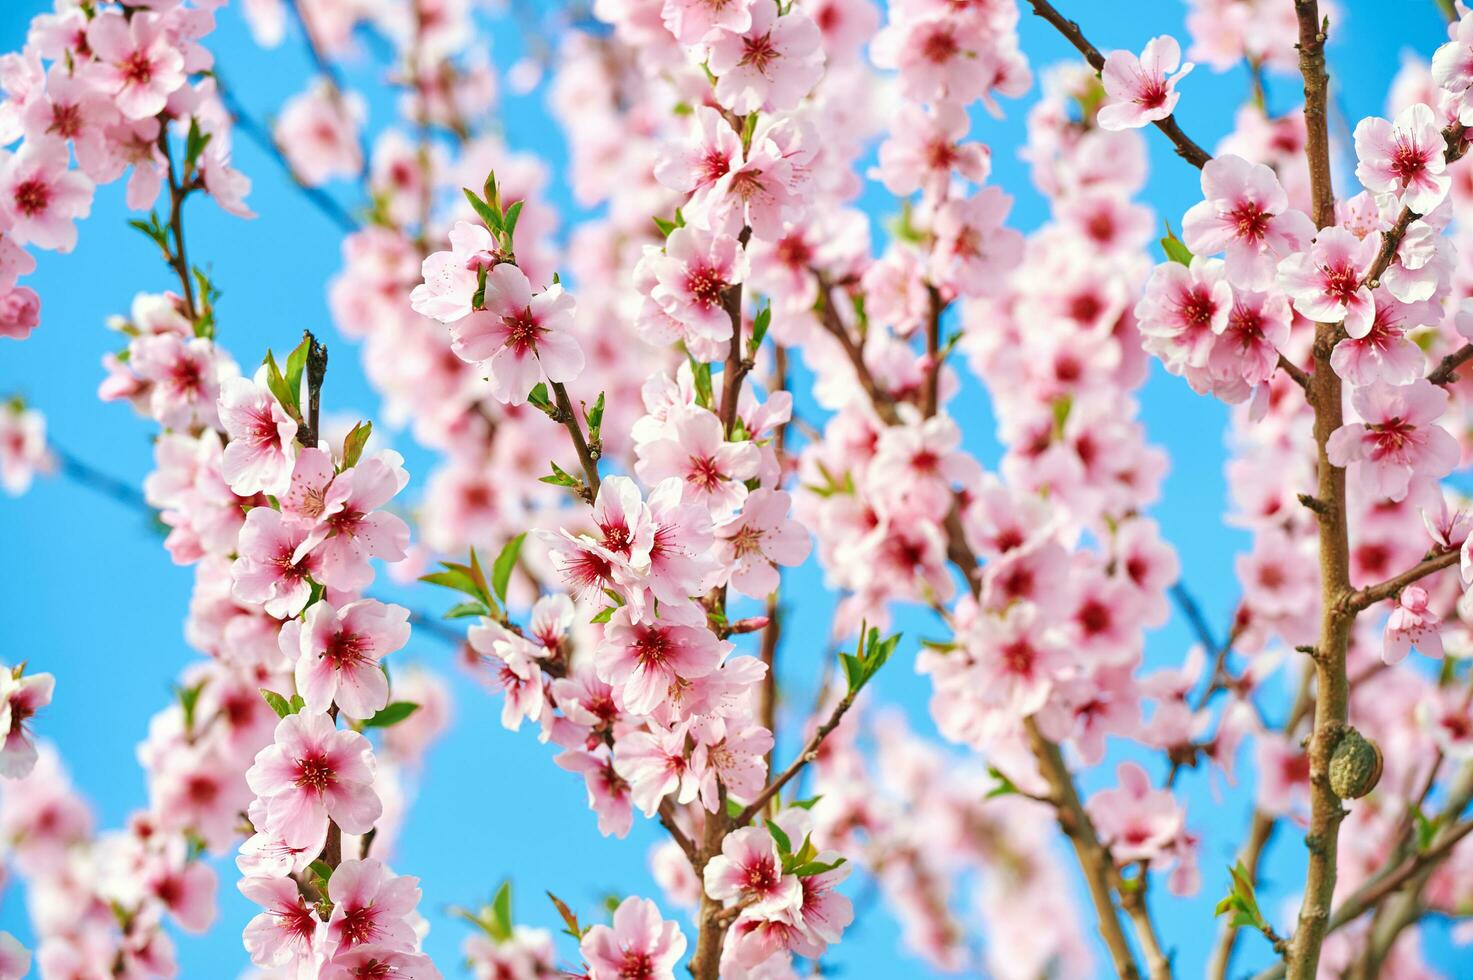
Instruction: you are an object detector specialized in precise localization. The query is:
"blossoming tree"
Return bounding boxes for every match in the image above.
[2,0,1473,978]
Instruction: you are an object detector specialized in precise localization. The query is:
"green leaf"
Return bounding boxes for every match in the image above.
[176,680,206,733]
[362,701,421,729]
[420,567,483,598]
[690,358,714,410]
[750,305,771,354]
[789,795,823,810]
[766,819,793,857]
[463,187,503,233]
[527,383,553,415]
[789,857,846,878]
[284,335,310,412]
[492,533,526,604]
[584,391,606,445]
[984,765,1019,800]
[1160,220,1194,266]
[308,860,334,884]
[184,117,212,171]
[490,880,513,942]
[590,605,616,625]
[262,350,300,419]
[1214,860,1268,933]
[725,797,745,820]
[260,688,296,719]
[1411,804,1440,851]
[653,215,678,238]
[502,200,524,240]
[443,600,490,620]
[539,461,581,488]
[547,891,584,940]
[840,652,865,695]
[342,420,372,469]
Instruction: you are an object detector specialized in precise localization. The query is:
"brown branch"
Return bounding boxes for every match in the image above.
[922,285,943,417]
[1286,4,1355,977]
[1358,123,1466,292]
[1428,343,1473,386]
[1025,0,1212,169]
[159,132,199,321]
[658,799,699,867]
[1277,354,1311,391]
[1344,550,1459,613]
[734,685,859,827]
[813,275,901,425]
[718,227,754,437]
[549,381,601,498]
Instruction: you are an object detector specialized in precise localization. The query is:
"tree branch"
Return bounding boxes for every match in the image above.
[1025,0,1212,169]
[1344,550,1459,612]
[734,685,859,827]
[1427,343,1473,386]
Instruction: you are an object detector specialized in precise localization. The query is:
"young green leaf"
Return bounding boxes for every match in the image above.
[1160,220,1194,266]
[362,701,421,729]
[342,420,372,469]
[463,187,503,233]
[491,533,526,604]
[260,688,296,719]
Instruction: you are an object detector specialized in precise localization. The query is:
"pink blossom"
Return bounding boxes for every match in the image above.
[324,858,422,957]
[241,874,321,969]
[1325,380,1458,502]
[557,747,633,838]
[1097,36,1193,132]
[1277,228,1378,338]
[293,449,412,591]
[596,603,726,715]
[1354,102,1450,214]
[0,934,28,980]
[613,723,703,815]
[1433,14,1473,95]
[84,11,186,120]
[580,896,686,980]
[714,488,811,598]
[647,227,748,345]
[1328,291,1427,386]
[654,106,743,201]
[449,263,584,405]
[218,376,298,496]
[280,599,410,719]
[1134,257,1233,373]
[322,946,441,980]
[410,220,499,323]
[1383,585,1443,665]
[468,617,547,731]
[0,286,39,340]
[0,667,53,779]
[707,4,825,114]
[703,826,802,916]
[876,103,991,200]
[275,81,365,187]
[0,138,93,252]
[646,477,721,605]
[131,333,228,430]
[1181,154,1314,289]
[698,721,773,803]
[245,711,381,847]
[143,849,217,934]
[231,507,324,619]
[928,186,1023,297]
[634,407,761,518]
[1087,762,1188,864]
[0,402,49,495]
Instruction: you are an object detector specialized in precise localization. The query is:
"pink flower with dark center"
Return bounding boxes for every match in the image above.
[410,220,499,323]
[1325,379,1459,502]
[645,478,720,605]
[1329,290,1427,386]
[1135,257,1233,372]
[661,0,754,44]
[0,667,53,778]
[450,263,584,406]
[131,333,227,430]
[280,599,410,719]
[320,945,441,980]
[876,102,991,199]
[295,449,412,591]
[1097,36,1193,131]
[1277,228,1378,338]
[707,3,825,114]
[241,874,321,969]
[580,896,686,980]
[218,376,299,496]
[648,227,748,345]
[634,407,761,519]
[0,138,93,252]
[653,106,742,200]
[703,825,802,917]
[1087,762,1188,864]
[1181,154,1314,289]
[1205,287,1293,391]
[231,507,324,619]
[144,849,217,934]
[84,11,186,120]
[0,285,39,341]
[1354,102,1450,214]
[324,858,422,957]
[556,747,633,838]
[1383,585,1443,665]
[928,186,1023,297]
[245,711,381,847]
[714,488,812,598]
[596,603,726,715]
[613,723,703,816]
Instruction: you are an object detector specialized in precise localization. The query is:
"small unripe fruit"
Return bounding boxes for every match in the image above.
[1329,728,1383,800]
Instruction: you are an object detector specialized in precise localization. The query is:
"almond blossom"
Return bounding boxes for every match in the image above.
[580,896,687,980]
[707,3,825,114]
[245,711,382,848]
[1180,153,1314,289]
[1097,36,1194,131]
[280,600,411,719]
[1354,102,1451,215]
[1383,586,1443,665]
[1325,380,1459,503]
[1277,227,1379,339]
[448,263,585,405]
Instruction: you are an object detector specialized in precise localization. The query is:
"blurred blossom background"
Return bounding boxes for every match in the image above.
[0,0,1466,976]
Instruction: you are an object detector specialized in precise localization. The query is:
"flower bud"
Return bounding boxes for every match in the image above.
[1329,728,1383,800]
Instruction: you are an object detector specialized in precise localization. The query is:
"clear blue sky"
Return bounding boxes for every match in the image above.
[0,1,1463,977]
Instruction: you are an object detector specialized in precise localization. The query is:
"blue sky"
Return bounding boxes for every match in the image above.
[0,0,1464,977]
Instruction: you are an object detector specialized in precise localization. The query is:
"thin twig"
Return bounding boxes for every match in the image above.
[1427,343,1473,386]
[1025,0,1212,169]
[1344,550,1460,612]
